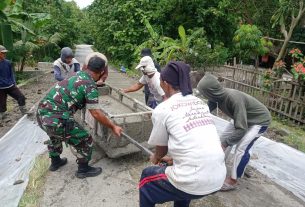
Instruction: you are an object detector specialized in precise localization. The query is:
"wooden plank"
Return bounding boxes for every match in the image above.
[288,85,297,116]
[293,103,299,120]
[300,106,305,122]
[279,84,286,112]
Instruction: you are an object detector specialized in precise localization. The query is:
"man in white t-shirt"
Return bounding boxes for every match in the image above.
[121,56,165,108]
[139,61,226,207]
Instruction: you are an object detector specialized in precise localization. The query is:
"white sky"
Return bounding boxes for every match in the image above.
[65,0,94,9]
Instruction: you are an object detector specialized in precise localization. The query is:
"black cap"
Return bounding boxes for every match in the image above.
[141,48,152,57]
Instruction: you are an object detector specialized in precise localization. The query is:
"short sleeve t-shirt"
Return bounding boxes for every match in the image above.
[148,93,226,195]
[38,71,99,121]
[139,72,165,102]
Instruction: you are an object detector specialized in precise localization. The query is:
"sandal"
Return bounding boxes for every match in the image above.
[220,182,237,191]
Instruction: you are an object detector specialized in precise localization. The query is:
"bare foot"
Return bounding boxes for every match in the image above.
[225,177,237,185]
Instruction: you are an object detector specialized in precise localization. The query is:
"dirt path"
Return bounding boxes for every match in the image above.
[39,68,305,207]
[0,70,55,138]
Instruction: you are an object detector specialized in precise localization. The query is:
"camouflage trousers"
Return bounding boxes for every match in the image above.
[37,115,93,162]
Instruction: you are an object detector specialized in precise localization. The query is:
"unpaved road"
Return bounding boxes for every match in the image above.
[39,69,305,207]
[0,70,55,138]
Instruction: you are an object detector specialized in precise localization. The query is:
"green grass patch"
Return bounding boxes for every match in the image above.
[19,154,49,207]
[15,72,33,85]
[269,116,305,153]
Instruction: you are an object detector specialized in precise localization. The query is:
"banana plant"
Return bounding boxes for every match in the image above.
[1,0,51,71]
[157,25,204,65]
[136,18,206,66]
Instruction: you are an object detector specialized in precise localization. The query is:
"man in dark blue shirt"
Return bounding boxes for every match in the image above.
[0,45,26,121]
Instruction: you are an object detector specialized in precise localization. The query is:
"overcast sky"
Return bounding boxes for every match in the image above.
[65,0,94,9]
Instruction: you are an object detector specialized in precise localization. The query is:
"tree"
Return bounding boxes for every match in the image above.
[23,0,84,53]
[233,24,272,68]
[136,19,228,70]
[0,0,36,52]
[272,0,305,61]
[4,0,51,71]
[227,0,279,33]
[84,0,237,67]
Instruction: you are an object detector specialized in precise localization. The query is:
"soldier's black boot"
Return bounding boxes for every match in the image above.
[75,162,102,179]
[49,156,68,171]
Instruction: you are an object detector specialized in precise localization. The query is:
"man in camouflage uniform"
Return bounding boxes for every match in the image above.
[37,53,122,178]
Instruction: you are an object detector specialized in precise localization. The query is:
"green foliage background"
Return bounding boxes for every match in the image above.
[84,0,238,68]
[1,0,305,71]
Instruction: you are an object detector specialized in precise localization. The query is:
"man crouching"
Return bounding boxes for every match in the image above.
[36,53,122,178]
[139,61,226,207]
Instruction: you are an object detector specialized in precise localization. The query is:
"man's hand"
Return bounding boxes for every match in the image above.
[96,79,105,86]
[89,109,122,137]
[96,71,106,86]
[161,155,173,166]
[111,125,123,137]
[150,154,159,165]
[120,88,127,93]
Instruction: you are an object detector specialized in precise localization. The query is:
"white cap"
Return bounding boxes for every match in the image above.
[135,56,157,75]
[0,45,8,53]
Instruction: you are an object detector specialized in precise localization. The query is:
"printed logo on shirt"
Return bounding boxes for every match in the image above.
[178,99,214,132]
[183,118,214,132]
[170,99,203,111]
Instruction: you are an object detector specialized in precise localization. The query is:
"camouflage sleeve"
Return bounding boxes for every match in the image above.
[84,84,100,109]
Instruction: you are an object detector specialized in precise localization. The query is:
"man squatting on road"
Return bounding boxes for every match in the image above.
[121,56,165,109]
[197,74,271,191]
[139,61,226,207]
[36,53,122,179]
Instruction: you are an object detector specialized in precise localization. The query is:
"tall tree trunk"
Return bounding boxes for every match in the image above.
[275,1,305,62]
[20,56,26,72]
[255,55,259,69]
[275,34,291,62]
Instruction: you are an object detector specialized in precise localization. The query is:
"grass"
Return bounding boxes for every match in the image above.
[269,116,305,153]
[19,154,49,207]
[15,71,33,85]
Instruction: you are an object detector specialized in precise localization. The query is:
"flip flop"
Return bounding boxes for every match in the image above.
[220,182,237,191]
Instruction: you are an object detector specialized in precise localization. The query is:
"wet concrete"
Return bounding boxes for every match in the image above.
[83,85,152,158]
